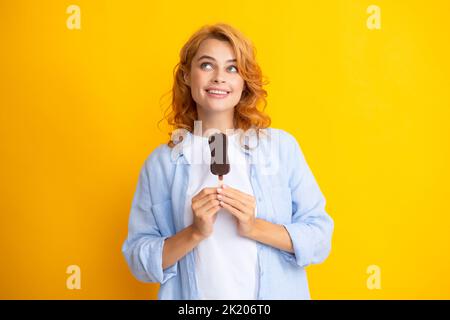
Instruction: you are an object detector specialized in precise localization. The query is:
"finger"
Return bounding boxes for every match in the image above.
[221,185,254,202]
[199,199,220,216]
[218,193,252,214]
[219,200,246,221]
[205,203,221,216]
[193,193,219,211]
[192,187,217,202]
[218,187,254,207]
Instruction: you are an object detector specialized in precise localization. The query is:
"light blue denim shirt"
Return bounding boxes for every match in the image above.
[122,127,334,299]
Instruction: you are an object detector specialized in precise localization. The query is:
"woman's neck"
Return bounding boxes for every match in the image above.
[195,109,236,137]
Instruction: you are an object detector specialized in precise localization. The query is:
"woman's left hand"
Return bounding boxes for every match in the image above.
[217,184,257,237]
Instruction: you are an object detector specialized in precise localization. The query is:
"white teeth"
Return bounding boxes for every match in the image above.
[207,90,228,95]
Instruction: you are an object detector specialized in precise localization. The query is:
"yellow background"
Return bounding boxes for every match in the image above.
[1,0,449,299]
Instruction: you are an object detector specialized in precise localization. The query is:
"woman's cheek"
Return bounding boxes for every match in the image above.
[233,91,243,103]
[231,80,244,98]
[234,85,245,101]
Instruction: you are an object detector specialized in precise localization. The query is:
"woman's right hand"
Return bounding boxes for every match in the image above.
[191,187,221,239]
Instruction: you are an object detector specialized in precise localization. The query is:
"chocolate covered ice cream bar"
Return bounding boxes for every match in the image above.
[208,132,230,176]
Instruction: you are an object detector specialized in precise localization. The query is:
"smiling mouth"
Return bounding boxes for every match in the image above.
[205,89,231,99]
[205,89,230,95]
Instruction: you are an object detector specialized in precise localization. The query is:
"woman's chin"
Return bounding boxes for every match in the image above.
[203,103,235,113]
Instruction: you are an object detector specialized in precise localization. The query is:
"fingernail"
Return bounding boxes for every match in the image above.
[217,188,222,193]
[217,194,222,200]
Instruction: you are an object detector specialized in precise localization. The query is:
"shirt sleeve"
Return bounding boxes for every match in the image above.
[279,132,334,268]
[121,156,178,284]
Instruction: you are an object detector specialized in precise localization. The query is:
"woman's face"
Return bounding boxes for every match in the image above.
[185,38,245,115]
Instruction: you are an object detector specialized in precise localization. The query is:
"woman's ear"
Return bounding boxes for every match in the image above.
[183,72,190,86]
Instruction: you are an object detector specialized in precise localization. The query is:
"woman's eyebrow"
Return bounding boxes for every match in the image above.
[197,55,237,63]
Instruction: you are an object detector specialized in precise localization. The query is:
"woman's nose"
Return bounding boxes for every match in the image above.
[212,69,226,83]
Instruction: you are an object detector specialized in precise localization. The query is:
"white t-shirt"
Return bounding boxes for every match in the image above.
[183,132,259,300]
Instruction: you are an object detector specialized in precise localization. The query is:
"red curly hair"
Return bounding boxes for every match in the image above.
[161,23,271,148]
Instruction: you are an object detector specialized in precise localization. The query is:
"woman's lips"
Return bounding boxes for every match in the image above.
[205,89,230,99]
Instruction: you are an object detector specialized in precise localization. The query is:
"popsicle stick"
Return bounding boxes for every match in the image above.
[218,175,223,187]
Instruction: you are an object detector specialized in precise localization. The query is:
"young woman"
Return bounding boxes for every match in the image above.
[122,23,334,300]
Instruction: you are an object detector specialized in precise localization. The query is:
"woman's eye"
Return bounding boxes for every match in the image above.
[228,65,238,73]
[200,62,213,70]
